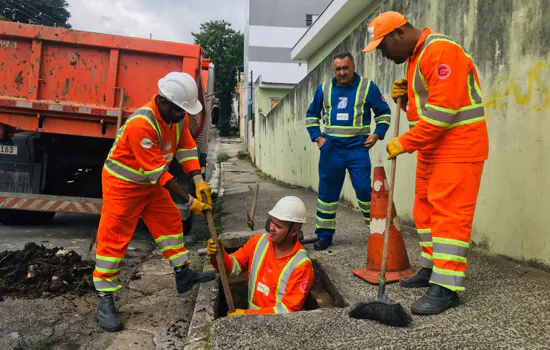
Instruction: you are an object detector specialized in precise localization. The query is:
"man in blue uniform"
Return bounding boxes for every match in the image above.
[306,51,391,250]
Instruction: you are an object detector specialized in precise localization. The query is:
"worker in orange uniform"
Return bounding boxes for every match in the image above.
[363,12,489,315]
[93,72,217,332]
[206,196,314,315]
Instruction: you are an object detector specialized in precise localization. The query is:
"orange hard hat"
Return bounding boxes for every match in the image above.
[363,11,408,52]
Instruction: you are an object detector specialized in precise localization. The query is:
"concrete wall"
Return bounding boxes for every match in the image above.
[255,0,550,265]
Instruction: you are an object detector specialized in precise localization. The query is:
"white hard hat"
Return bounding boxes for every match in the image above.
[158,72,203,115]
[268,196,307,224]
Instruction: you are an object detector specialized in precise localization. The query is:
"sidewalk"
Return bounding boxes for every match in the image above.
[209,137,550,350]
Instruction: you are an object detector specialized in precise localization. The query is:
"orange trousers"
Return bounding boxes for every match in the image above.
[93,170,189,292]
[413,160,484,292]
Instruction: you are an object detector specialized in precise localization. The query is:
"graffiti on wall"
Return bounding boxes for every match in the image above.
[483,61,550,119]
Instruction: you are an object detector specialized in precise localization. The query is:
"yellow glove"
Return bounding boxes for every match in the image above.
[386,137,406,160]
[391,79,408,101]
[195,181,212,205]
[227,308,246,317]
[206,238,225,256]
[189,197,212,218]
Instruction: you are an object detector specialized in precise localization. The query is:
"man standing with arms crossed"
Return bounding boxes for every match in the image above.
[363,12,489,315]
[306,52,392,251]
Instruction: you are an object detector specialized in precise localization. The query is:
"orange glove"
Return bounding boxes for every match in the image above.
[227,308,246,317]
[195,181,212,205]
[391,79,408,102]
[189,197,212,218]
[386,138,405,160]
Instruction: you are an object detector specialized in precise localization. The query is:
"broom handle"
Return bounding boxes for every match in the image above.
[378,97,401,298]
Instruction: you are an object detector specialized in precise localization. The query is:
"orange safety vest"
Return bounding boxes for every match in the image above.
[401,27,489,163]
[212,233,314,314]
[103,98,200,187]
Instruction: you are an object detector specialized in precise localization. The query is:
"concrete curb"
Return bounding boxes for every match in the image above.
[183,264,219,350]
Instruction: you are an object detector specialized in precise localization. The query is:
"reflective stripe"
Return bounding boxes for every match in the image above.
[357,199,370,214]
[93,276,121,292]
[230,255,242,276]
[275,250,310,314]
[168,250,190,268]
[176,147,198,163]
[324,126,370,137]
[353,78,371,127]
[95,255,123,273]
[248,234,270,308]
[306,117,320,127]
[432,237,469,260]
[420,253,434,269]
[322,82,332,126]
[316,216,336,229]
[374,114,391,125]
[155,233,184,253]
[275,303,289,314]
[317,199,337,213]
[409,121,418,130]
[413,34,485,130]
[431,266,465,291]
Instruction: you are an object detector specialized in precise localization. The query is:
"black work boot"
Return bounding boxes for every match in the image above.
[175,265,217,294]
[313,239,332,251]
[96,292,123,332]
[400,267,432,288]
[411,284,460,315]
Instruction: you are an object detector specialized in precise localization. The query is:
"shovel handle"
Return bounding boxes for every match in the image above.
[202,193,235,313]
[378,97,401,298]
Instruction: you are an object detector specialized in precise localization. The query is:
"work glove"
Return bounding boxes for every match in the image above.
[206,238,225,256]
[386,137,406,160]
[195,181,212,205]
[391,79,408,102]
[227,308,246,317]
[189,197,212,218]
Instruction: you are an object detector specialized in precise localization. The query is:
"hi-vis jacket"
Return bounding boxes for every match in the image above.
[210,233,314,315]
[306,72,391,147]
[103,97,200,188]
[400,27,489,163]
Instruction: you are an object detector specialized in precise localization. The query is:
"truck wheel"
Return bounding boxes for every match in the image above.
[0,210,55,226]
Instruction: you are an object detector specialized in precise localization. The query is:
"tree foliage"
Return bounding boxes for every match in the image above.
[192,20,244,133]
[0,0,71,28]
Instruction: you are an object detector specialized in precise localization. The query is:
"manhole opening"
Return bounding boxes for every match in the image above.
[216,260,345,318]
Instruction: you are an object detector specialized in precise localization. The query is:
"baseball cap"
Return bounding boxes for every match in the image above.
[363,11,408,52]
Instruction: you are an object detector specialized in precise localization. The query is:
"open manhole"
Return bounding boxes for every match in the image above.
[216,260,346,318]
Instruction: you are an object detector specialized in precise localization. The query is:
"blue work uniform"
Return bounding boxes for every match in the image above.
[306,72,391,243]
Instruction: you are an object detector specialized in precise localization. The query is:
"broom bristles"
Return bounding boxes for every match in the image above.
[349,296,412,327]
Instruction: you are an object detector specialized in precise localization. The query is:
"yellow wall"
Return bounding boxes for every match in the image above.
[255,0,550,265]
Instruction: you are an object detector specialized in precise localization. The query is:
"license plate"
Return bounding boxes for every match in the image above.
[0,145,17,155]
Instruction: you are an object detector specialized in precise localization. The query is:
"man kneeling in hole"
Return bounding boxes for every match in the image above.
[207,196,314,316]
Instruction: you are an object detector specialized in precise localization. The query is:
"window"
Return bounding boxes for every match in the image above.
[306,14,319,27]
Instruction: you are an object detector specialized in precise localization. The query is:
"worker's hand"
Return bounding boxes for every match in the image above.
[386,137,406,160]
[227,308,246,317]
[189,197,212,218]
[317,137,326,149]
[206,238,225,256]
[391,79,408,103]
[195,181,212,205]
[364,134,380,149]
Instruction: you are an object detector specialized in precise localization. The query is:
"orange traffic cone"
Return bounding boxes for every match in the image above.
[352,166,416,284]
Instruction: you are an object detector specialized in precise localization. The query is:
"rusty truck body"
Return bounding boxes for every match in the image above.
[0,21,216,228]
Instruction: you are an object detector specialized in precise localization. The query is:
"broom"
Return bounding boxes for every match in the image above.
[348,97,412,327]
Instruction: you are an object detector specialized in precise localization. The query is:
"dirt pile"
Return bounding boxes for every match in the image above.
[0,243,95,301]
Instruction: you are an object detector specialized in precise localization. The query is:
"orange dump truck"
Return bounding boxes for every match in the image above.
[0,21,216,228]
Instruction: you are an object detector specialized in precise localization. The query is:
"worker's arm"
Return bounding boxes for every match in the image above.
[399,42,469,152]
[175,116,212,204]
[245,259,314,315]
[305,84,325,142]
[209,234,262,276]
[367,80,391,140]
[126,120,173,187]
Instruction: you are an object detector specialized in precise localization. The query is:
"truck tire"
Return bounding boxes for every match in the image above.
[0,209,55,226]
